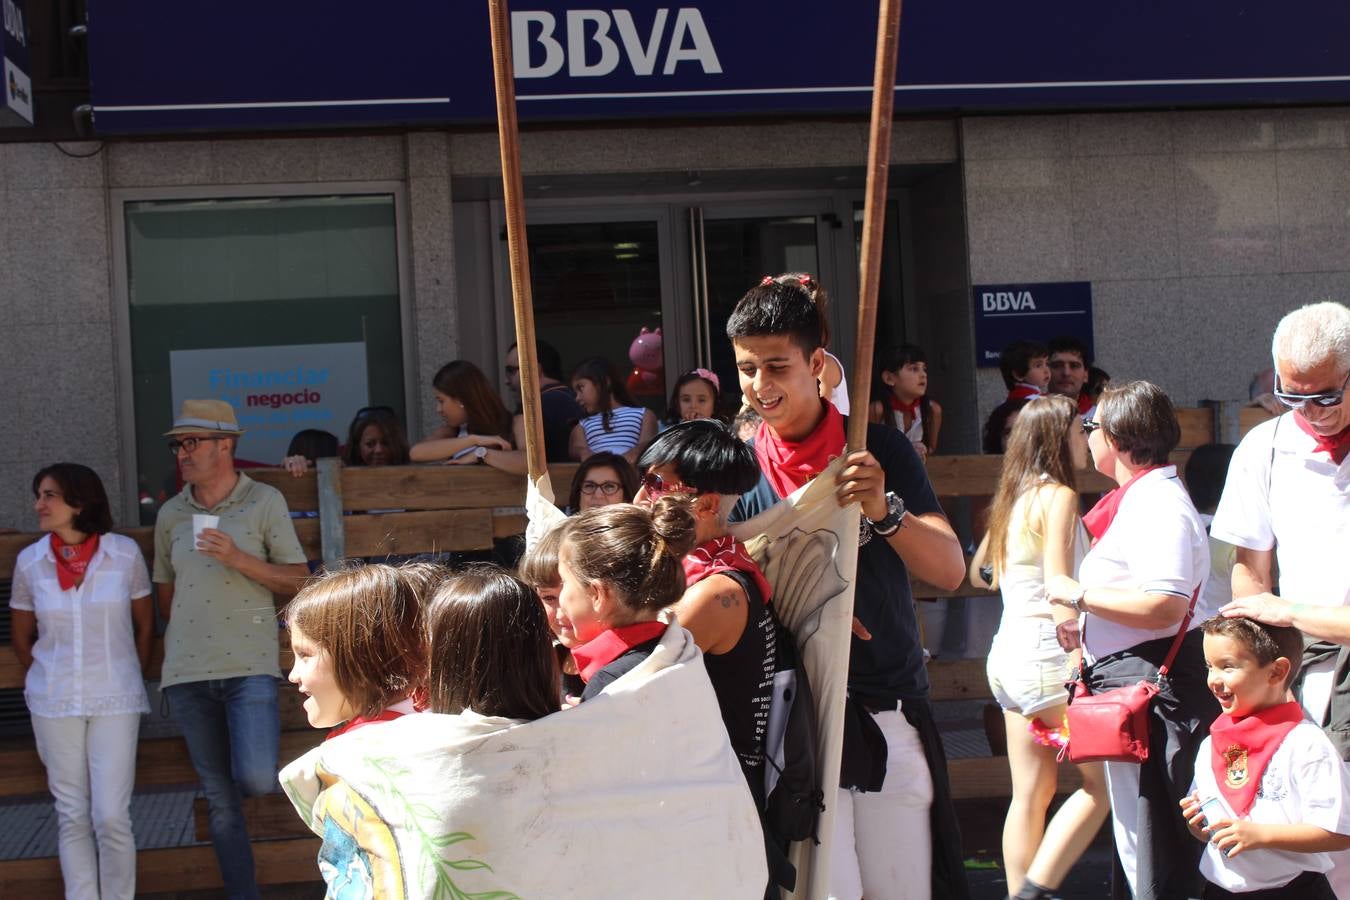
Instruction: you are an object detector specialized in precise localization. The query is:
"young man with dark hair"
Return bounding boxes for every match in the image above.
[999,339,1050,401]
[1047,335,1094,415]
[504,339,583,462]
[725,277,968,900]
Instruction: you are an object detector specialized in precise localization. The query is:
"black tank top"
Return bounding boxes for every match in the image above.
[700,567,778,806]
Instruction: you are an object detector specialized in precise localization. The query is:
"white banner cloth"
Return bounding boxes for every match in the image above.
[729,456,860,900]
[280,624,767,899]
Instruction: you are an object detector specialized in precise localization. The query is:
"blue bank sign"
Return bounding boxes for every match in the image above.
[1,0,32,126]
[973,282,1094,369]
[84,2,1350,134]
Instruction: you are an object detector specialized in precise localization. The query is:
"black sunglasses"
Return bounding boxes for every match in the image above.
[167,436,227,454]
[1081,419,1101,436]
[1273,370,1350,410]
[640,471,695,497]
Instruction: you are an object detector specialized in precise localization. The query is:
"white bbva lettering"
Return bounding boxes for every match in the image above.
[511,8,721,79]
[981,291,1038,312]
[3,0,25,46]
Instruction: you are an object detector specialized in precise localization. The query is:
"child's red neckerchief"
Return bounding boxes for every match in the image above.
[1208,700,1304,816]
[571,621,668,682]
[1007,383,1042,401]
[325,708,408,741]
[1081,466,1162,545]
[51,533,99,591]
[889,394,921,416]
[683,536,772,609]
[1293,414,1350,465]
[753,401,846,500]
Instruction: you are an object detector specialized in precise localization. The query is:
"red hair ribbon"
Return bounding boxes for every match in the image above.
[760,275,775,286]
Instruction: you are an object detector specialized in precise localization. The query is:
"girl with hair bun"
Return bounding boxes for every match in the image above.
[557,496,699,700]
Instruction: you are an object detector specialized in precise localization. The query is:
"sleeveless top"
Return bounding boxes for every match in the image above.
[823,349,850,415]
[580,406,646,455]
[690,564,777,797]
[995,481,1087,623]
[891,404,925,446]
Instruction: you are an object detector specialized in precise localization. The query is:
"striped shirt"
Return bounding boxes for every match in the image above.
[581,406,646,455]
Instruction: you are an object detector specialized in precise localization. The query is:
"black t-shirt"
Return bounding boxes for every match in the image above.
[537,383,584,462]
[731,421,943,704]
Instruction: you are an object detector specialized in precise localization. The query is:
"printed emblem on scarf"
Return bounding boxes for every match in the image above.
[1223,745,1249,788]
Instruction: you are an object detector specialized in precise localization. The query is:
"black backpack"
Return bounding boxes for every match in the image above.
[761,610,825,845]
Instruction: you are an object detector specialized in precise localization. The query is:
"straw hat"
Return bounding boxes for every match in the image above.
[164,399,246,436]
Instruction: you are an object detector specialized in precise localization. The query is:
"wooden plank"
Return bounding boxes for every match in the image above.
[947,754,1082,800]
[0,730,323,798]
[194,793,313,842]
[927,658,994,702]
[923,457,1115,498]
[1175,406,1215,448]
[343,509,496,557]
[245,467,320,512]
[340,465,528,511]
[1238,406,1276,435]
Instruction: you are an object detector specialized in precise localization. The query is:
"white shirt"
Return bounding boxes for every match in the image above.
[1211,413,1350,609]
[1079,466,1212,660]
[10,533,152,718]
[823,349,850,415]
[1192,721,1350,891]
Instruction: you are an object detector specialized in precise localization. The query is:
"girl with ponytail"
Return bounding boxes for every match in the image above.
[557,496,699,700]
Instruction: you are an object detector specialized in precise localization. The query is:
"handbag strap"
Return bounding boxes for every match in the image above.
[1156,584,1202,678]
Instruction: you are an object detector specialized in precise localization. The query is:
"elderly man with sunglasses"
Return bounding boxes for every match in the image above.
[1211,301,1350,892]
[153,399,310,900]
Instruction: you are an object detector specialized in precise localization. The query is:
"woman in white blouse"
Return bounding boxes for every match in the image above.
[1046,382,1217,900]
[10,463,153,900]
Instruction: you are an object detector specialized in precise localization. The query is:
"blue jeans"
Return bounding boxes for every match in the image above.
[166,675,280,900]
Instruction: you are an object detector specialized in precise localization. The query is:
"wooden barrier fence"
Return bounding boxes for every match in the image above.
[0,402,1272,894]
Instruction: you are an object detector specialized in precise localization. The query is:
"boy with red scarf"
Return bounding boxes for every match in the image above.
[1182,616,1350,898]
[726,274,969,900]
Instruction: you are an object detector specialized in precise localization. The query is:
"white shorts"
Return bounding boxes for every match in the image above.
[986,619,1072,716]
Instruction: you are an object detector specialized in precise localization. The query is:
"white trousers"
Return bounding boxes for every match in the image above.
[1297,661,1350,899]
[31,713,141,900]
[828,707,934,900]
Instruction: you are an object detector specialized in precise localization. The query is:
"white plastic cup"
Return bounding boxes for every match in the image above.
[193,514,220,549]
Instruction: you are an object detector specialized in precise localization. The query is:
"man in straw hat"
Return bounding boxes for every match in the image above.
[153,399,309,899]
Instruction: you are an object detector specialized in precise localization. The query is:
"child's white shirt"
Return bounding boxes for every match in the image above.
[1191,720,1350,892]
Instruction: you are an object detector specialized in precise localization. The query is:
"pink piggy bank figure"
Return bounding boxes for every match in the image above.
[626,326,665,399]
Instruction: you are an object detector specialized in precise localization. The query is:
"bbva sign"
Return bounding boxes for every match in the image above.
[512,8,722,78]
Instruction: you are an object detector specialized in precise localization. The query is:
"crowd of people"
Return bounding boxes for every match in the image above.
[6,284,1350,900]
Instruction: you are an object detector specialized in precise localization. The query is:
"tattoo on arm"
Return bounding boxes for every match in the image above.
[717,590,741,609]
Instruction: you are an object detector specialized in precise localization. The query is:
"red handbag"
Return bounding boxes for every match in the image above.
[1063,586,1200,765]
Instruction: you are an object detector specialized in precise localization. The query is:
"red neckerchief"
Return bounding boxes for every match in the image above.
[1293,414,1350,465]
[51,533,99,591]
[1208,701,1305,817]
[571,621,668,682]
[683,536,773,609]
[889,394,921,416]
[1007,383,1042,401]
[1078,393,1095,416]
[324,708,408,741]
[1082,466,1162,545]
[753,402,846,500]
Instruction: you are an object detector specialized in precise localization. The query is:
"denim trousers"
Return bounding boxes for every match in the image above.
[165,675,280,900]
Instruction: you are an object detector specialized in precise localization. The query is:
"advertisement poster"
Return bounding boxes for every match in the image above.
[169,342,369,465]
[972,282,1094,368]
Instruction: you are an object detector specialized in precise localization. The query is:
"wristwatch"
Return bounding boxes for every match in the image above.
[1067,585,1087,613]
[473,446,488,463]
[867,491,907,537]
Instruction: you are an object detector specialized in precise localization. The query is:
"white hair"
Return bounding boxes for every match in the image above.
[1272,301,1350,373]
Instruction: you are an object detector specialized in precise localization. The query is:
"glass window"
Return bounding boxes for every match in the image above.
[526,221,665,412]
[125,194,405,523]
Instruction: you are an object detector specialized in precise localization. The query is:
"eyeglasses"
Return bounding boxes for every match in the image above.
[579,480,623,497]
[1273,370,1350,410]
[1081,419,1101,436]
[640,471,695,497]
[167,436,226,455]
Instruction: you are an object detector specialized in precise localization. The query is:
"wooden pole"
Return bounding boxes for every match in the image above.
[847,0,904,451]
[487,0,547,481]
